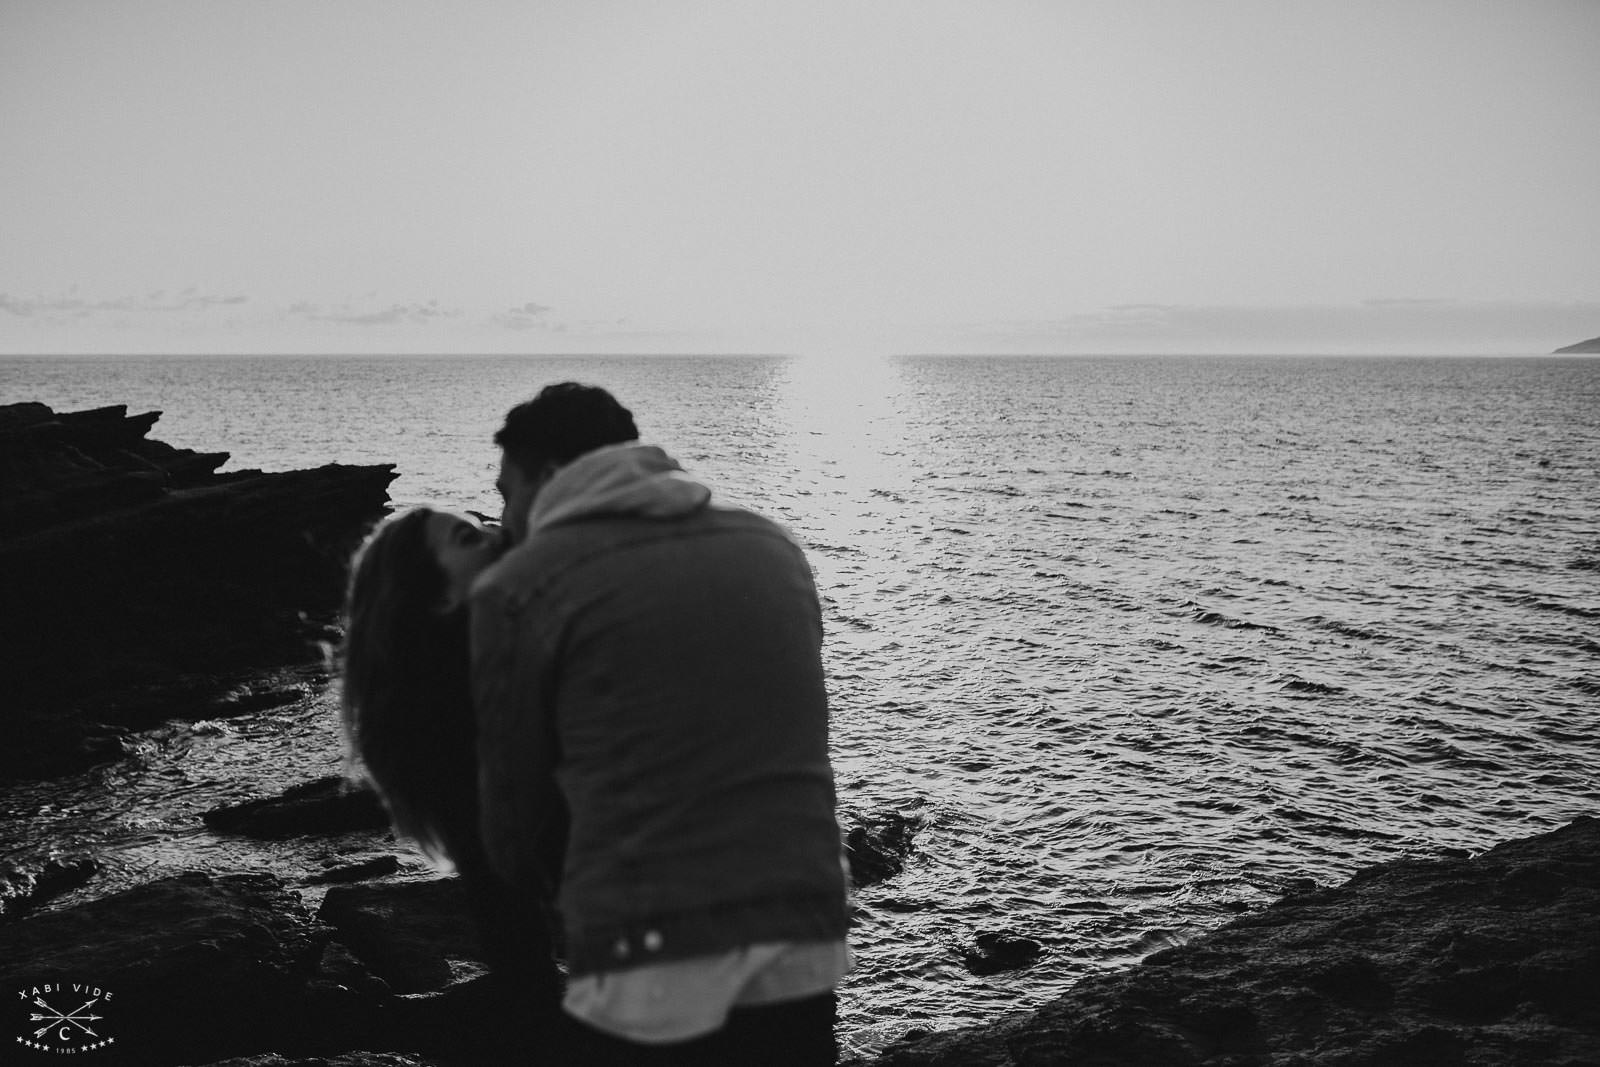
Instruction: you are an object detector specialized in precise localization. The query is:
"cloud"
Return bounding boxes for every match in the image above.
[2,287,751,355]
[936,300,1600,355]
[494,301,558,331]
[1361,297,1456,308]
[287,298,460,326]
[0,293,37,317]
[0,290,248,319]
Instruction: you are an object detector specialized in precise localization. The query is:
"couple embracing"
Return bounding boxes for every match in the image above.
[341,383,851,1064]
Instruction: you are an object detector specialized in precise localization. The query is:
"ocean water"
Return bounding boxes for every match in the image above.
[3,353,1599,1056]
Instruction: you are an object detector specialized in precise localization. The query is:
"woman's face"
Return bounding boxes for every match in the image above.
[424,510,502,613]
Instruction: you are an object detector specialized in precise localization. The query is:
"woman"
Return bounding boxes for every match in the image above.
[340,506,557,991]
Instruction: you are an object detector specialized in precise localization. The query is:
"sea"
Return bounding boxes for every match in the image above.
[3,353,1598,1058]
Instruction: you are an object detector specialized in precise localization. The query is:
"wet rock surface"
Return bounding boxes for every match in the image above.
[316,879,487,995]
[305,856,405,886]
[957,931,1046,977]
[861,816,1600,1066]
[0,855,100,921]
[199,1056,436,1067]
[0,870,565,1066]
[845,811,924,889]
[203,776,392,840]
[0,401,395,782]
[2,795,1597,1066]
[0,872,341,1064]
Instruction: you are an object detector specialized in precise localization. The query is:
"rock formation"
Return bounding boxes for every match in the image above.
[957,931,1046,978]
[2,792,1595,1066]
[5,816,1598,1065]
[0,856,99,921]
[0,402,395,781]
[845,811,924,889]
[202,776,392,840]
[0,870,559,1065]
[861,816,1600,1066]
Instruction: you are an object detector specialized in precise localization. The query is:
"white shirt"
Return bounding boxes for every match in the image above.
[563,939,851,1044]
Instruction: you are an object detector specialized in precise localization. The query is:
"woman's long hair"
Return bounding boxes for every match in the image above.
[340,507,480,869]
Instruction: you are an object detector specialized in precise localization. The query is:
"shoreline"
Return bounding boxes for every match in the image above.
[2,811,1593,1064]
[856,816,1600,1065]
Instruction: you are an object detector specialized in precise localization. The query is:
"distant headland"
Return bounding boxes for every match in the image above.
[1554,335,1600,353]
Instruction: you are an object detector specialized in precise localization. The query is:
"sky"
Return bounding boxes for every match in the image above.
[2,0,1597,356]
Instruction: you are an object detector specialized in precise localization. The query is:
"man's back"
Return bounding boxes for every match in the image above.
[472,444,848,976]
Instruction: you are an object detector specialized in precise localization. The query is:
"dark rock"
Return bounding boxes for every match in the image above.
[305,855,405,886]
[1300,952,1394,1010]
[0,855,99,921]
[316,878,485,995]
[0,872,348,1064]
[83,667,321,741]
[864,816,1600,1065]
[1554,335,1600,354]
[0,870,568,1065]
[1,717,134,784]
[388,972,569,1063]
[203,776,391,840]
[957,930,1045,976]
[11,820,1599,1066]
[312,939,394,1001]
[0,402,396,783]
[196,1056,439,1067]
[845,812,924,888]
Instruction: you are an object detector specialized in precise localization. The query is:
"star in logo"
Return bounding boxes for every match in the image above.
[16,1035,118,1051]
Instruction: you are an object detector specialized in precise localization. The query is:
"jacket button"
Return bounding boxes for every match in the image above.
[643,930,664,952]
[613,938,630,960]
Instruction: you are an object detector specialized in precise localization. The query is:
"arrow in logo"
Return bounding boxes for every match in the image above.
[29,996,102,1040]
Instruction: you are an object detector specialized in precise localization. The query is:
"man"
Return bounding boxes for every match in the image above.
[470,383,850,1064]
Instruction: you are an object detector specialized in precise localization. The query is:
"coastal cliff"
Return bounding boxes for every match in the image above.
[1,815,1594,1065]
[0,402,395,781]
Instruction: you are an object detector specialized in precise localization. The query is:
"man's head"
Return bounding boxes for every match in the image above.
[494,382,639,542]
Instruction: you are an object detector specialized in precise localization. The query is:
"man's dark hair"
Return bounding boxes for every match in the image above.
[494,382,639,475]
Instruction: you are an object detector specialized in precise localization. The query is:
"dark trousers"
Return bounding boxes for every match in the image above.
[561,991,838,1066]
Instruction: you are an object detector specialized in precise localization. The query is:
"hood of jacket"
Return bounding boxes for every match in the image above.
[526,442,712,533]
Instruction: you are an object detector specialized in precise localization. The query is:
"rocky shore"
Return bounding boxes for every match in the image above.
[2,800,1594,1065]
[864,816,1600,1066]
[0,777,927,1065]
[0,402,395,781]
